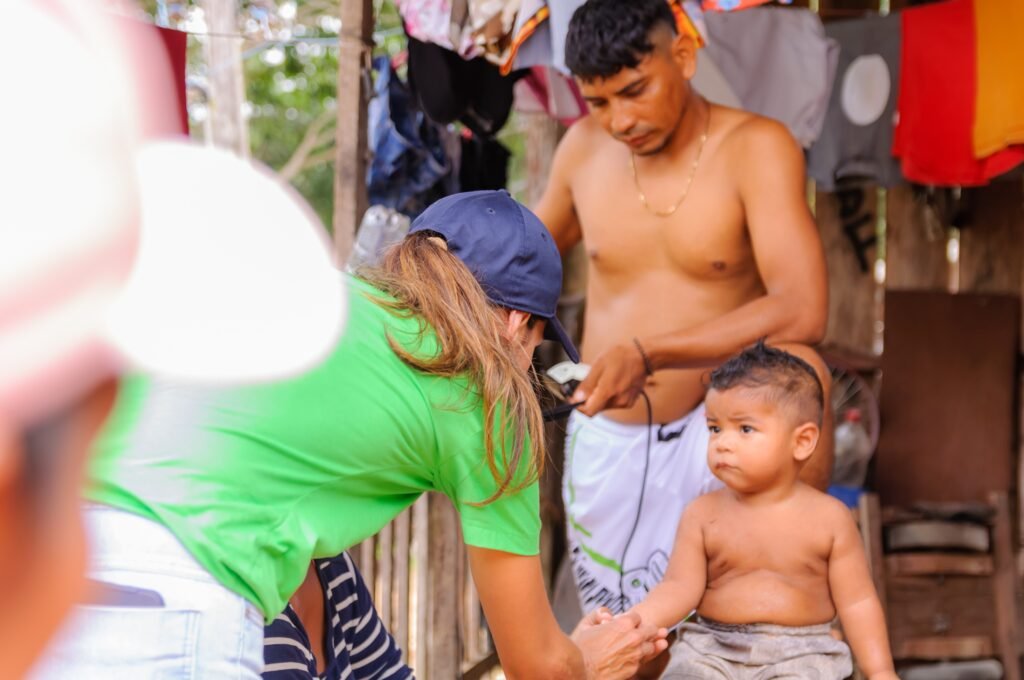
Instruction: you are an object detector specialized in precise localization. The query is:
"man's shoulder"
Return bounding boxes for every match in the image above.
[717,109,799,155]
[557,116,612,160]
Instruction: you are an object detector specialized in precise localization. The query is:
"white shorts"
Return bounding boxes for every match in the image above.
[563,404,723,614]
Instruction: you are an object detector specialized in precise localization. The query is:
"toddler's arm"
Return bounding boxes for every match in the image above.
[629,501,707,629]
[828,504,898,680]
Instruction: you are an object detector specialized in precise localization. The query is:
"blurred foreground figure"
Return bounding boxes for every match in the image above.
[0,3,147,674]
[1,3,345,676]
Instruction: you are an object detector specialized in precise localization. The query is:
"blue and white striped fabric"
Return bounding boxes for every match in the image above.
[263,553,414,680]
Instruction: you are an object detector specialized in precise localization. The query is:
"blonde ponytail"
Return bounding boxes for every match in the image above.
[359,231,544,504]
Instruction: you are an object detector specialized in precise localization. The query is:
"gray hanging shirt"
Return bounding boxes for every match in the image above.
[807,14,903,191]
[704,7,838,148]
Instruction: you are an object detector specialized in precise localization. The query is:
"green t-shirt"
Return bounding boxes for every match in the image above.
[86,276,540,622]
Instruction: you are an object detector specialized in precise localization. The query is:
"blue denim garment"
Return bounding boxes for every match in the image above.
[28,506,265,679]
[367,57,451,215]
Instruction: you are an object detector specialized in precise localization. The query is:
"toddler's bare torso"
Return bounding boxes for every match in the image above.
[697,485,840,626]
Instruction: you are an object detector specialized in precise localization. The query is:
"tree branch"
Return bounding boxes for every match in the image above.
[300,149,336,172]
[280,108,335,181]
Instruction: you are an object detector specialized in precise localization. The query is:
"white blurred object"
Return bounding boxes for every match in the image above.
[106,141,346,384]
[0,0,142,427]
[832,407,872,487]
[348,206,411,271]
[546,361,591,387]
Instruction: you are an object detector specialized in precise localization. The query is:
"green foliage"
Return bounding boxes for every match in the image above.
[139,1,526,230]
[245,36,340,227]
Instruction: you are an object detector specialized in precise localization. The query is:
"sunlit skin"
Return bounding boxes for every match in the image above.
[629,386,898,680]
[534,24,833,487]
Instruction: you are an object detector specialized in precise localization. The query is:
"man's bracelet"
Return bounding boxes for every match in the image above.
[632,337,654,376]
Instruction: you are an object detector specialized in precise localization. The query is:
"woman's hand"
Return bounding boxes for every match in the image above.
[571,610,668,680]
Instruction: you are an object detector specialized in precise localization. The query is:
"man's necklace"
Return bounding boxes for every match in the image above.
[630,103,711,218]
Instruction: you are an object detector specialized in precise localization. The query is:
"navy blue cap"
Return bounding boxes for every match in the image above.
[409,190,580,363]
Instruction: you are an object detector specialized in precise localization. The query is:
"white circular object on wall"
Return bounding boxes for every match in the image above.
[841,55,891,127]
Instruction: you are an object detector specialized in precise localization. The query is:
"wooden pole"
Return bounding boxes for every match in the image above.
[885,186,949,291]
[199,0,249,156]
[332,0,374,264]
[427,493,461,679]
[817,185,878,355]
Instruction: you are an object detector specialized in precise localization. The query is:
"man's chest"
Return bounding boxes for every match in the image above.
[571,170,755,282]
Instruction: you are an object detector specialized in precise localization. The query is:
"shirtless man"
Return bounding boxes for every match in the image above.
[534,0,830,618]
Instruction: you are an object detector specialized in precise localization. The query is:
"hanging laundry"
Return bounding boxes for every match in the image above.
[682,0,708,41]
[807,14,902,191]
[407,36,517,138]
[395,0,479,58]
[460,134,511,192]
[116,16,189,137]
[692,50,741,109]
[154,26,188,135]
[678,1,740,108]
[892,0,1023,186]
[513,66,587,125]
[468,0,521,65]
[503,0,555,73]
[503,0,584,75]
[367,57,454,216]
[703,7,838,148]
[667,0,706,47]
[502,0,702,76]
[973,0,1024,158]
[701,0,791,12]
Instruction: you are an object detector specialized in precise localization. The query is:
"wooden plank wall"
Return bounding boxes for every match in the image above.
[821,180,1024,541]
[348,494,495,680]
[813,0,1024,547]
[818,185,881,354]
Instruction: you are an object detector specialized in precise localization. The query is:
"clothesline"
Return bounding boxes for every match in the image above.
[816,8,890,17]
[139,22,403,47]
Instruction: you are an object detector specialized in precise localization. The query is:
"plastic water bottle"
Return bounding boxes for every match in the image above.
[832,408,872,487]
[347,206,410,271]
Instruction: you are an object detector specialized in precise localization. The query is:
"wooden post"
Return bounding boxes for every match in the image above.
[199,0,249,155]
[1021,180,1024,575]
[523,113,562,208]
[858,493,887,616]
[990,492,1021,680]
[359,538,375,605]
[956,179,1024,568]
[379,520,393,627]
[818,186,877,354]
[427,493,461,679]
[393,508,411,657]
[522,112,577,595]
[413,495,429,670]
[958,181,1023,295]
[332,0,373,263]
[885,185,950,291]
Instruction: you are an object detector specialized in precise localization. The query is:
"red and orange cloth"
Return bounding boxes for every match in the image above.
[972,0,1024,159]
[893,0,1024,186]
